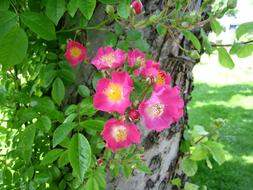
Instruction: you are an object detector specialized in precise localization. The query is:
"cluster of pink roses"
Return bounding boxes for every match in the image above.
[64,41,184,152]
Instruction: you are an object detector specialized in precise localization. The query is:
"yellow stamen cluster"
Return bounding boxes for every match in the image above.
[147,103,165,118]
[105,83,123,103]
[112,126,128,142]
[70,47,81,58]
[101,53,115,66]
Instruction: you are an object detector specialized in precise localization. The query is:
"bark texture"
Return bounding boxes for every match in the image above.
[78,0,202,189]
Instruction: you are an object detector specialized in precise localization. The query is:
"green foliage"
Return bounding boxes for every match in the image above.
[21,11,56,40]
[117,0,130,19]
[217,47,235,69]
[68,133,91,181]
[46,0,66,25]
[182,30,201,50]
[79,0,97,20]
[236,21,253,40]
[0,0,250,189]
[0,27,28,68]
[52,77,65,105]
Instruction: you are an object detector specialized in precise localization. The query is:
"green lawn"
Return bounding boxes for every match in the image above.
[187,51,253,190]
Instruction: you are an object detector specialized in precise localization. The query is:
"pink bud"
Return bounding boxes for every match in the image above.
[128,109,140,121]
[97,159,103,166]
[131,0,143,15]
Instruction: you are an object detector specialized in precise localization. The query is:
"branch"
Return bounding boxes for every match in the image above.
[212,40,253,47]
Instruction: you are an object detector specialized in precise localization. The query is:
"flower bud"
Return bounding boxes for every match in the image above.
[97,159,103,166]
[128,109,140,121]
[131,0,143,15]
[105,5,115,15]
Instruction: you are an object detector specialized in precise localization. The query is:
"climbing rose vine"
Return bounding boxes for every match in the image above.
[65,41,184,152]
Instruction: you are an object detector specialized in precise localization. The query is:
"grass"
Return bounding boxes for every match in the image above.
[188,57,253,189]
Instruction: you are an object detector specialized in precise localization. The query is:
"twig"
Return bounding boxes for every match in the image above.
[212,40,253,47]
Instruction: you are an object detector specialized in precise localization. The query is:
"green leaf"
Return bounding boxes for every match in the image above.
[182,30,201,50]
[122,164,132,178]
[40,65,57,88]
[171,178,182,188]
[200,29,212,54]
[217,47,235,69]
[79,97,97,117]
[236,44,253,58]
[134,38,150,52]
[46,0,65,25]
[210,19,223,35]
[104,32,118,46]
[236,22,253,40]
[78,85,90,97]
[156,24,167,36]
[20,124,36,162]
[41,149,63,165]
[184,182,199,190]
[79,119,105,132]
[181,157,198,176]
[0,11,17,38]
[63,113,77,123]
[36,115,52,133]
[114,23,123,35]
[192,125,209,138]
[117,41,129,52]
[92,71,103,89]
[65,104,78,115]
[0,0,9,11]
[117,0,130,19]
[85,177,99,190]
[229,43,242,54]
[127,29,141,41]
[99,0,116,4]
[52,77,65,106]
[190,145,208,161]
[67,0,79,17]
[0,27,28,68]
[204,141,226,165]
[79,0,96,20]
[21,11,56,40]
[136,161,152,174]
[58,150,69,167]
[53,122,76,147]
[57,69,76,84]
[94,168,106,189]
[68,133,91,180]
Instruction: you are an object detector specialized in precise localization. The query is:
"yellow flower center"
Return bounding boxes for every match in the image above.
[147,103,164,119]
[70,47,81,58]
[155,72,166,85]
[112,126,128,142]
[105,83,123,103]
[137,57,145,66]
[101,53,115,66]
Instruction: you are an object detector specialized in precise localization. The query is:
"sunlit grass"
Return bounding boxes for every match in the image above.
[188,58,253,189]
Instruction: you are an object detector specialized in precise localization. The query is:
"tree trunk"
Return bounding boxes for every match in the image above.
[80,1,202,189]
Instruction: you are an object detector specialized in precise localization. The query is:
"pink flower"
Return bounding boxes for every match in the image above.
[94,71,133,115]
[101,118,141,152]
[134,59,160,77]
[128,49,145,67]
[131,0,143,15]
[64,40,88,65]
[153,70,172,90]
[91,47,126,70]
[139,86,184,132]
